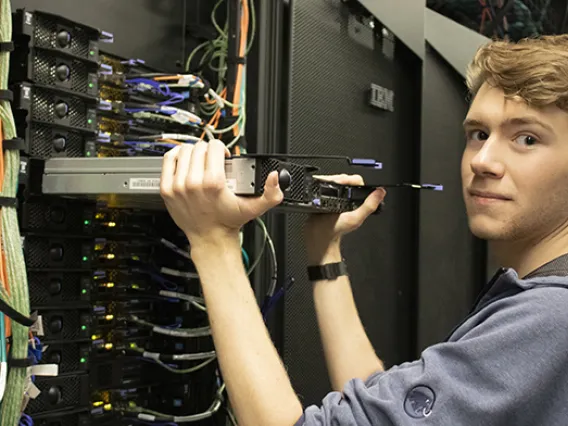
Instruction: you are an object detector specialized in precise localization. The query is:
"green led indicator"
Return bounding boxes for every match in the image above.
[88,83,93,88]
[81,325,87,331]
[82,256,88,262]
[87,119,93,124]
[81,289,87,294]
[86,152,92,157]
[89,50,95,56]
[84,220,90,225]
[80,357,86,363]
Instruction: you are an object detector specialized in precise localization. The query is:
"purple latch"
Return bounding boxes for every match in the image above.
[423,184,444,191]
[99,30,114,43]
[99,63,113,75]
[351,158,383,169]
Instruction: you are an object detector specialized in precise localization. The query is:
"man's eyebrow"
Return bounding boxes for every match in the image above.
[462,117,555,133]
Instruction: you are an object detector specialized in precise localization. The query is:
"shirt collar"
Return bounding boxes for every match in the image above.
[474,253,568,311]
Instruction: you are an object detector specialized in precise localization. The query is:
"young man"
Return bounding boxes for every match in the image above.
[160,35,568,426]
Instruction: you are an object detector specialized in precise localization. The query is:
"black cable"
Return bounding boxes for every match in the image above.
[181,0,188,67]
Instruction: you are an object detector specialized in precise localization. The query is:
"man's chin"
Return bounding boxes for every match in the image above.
[468,217,508,241]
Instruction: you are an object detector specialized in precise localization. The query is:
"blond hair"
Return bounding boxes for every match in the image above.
[466,35,568,110]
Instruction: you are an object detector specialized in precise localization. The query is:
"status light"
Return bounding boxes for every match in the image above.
[103,403,112,411]
[82,256,88,262]
[104,343,113,350]
[80,357,86,363]
[106,222,116,227]
[105,315,114,321]
[93,401,104,408]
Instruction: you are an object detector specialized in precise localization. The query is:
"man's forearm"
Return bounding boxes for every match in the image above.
[191,234,303,426]
[309,242,384,391]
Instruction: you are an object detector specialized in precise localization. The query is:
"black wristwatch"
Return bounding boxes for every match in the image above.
[307,260,348,281]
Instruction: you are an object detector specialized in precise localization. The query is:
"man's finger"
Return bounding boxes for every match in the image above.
[187,141,208,187]
[160,146,180,197]
[340,188,386,228]
[204,140,228,190]
[313,174,364,186]
[173,144,193,190]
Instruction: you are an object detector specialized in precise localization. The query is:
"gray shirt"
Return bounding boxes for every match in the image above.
[295,262,568,425]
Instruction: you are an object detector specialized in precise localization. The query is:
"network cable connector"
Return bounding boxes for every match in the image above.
[42,154,442,213]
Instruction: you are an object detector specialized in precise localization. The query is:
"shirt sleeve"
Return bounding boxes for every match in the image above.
[295,287,568,426]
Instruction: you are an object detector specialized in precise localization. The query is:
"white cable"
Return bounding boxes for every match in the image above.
[0,361,6,403]
[159,134,202,143]
[140,350,216,361]
[208,88,226,108]
[159,290,203,304]
[254,218,278,296]
[159,290,206,311]
[160,238,191,259]
[129,316,211,338]
[204,127,215,141]
[160,267,199,279]
[160,106,203,125]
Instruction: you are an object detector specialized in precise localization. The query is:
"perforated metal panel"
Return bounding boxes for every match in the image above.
[33,13,93,58]
[26,374,88,414]
[32,51,95,95]
[28,271,88,307]
[283,0,421,406]
[31,88,95,130]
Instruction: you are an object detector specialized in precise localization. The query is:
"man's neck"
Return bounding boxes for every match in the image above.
[490,227,568,278]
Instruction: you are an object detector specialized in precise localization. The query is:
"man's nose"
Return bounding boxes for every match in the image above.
[470,137,505,179]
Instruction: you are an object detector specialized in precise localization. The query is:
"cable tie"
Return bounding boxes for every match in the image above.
[227,56,246,65]
[0,41,14,52]
[8,356,34,368]
[3,138,25,151]
[0,90,13,102]
[0,197,18,208]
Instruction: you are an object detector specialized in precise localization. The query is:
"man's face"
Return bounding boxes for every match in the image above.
[461,82,568,242]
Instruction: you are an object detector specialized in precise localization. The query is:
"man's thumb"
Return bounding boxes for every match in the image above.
[262,171,284,205]
[246,171,284,218]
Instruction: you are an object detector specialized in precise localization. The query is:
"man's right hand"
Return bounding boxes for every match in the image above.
[304,174,386,264]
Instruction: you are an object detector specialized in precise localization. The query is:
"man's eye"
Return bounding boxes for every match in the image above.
[468,130,489,141]
[515,135,538,147]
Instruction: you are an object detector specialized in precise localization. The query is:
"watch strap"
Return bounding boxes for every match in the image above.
[307,260,348,281]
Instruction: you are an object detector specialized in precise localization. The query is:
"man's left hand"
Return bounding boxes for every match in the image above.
[160,140,284,246]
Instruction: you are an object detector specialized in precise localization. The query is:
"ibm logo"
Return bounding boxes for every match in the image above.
[22,86,31,100]
[369,83,395,112]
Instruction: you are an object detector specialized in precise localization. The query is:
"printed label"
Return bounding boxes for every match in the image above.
[129,178,160,190]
